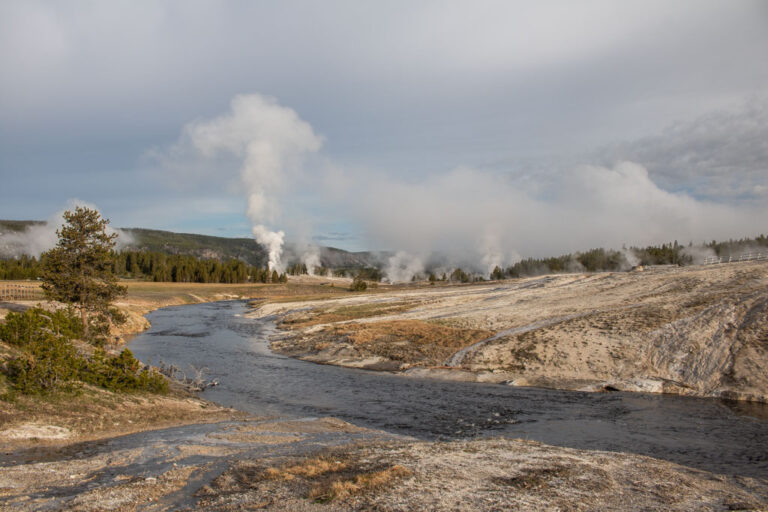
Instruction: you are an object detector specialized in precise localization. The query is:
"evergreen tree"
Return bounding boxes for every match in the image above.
[40,207,127,340]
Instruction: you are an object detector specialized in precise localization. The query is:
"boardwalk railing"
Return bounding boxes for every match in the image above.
[703,252,766,265]
[0,283,44,301]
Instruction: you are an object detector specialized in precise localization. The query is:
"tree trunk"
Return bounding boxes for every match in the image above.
[81,306,89,339]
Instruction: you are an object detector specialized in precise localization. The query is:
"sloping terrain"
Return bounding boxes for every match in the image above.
[258,261,768,402]
[121,227,269,266]
[0,220,380,269]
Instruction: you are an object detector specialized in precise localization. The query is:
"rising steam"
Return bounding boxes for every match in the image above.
[155,94,768,281]
[301,244,321,275]
[0,200,133,258]
[385,251,425,283]
[168,94,322,270]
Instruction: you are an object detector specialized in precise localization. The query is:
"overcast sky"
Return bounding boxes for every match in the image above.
[1,1,767,259]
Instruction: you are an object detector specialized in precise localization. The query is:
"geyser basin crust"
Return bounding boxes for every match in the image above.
[259,261,768,402]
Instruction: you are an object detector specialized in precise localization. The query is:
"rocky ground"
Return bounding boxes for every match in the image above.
[258,261,768,402]
[2,417,766,511]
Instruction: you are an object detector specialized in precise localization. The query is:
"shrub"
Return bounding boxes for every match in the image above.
[0,307,83,347]
[1,308,168,395]
[6,331,81,394]
[350,278,367,292]
[79,348,169,394]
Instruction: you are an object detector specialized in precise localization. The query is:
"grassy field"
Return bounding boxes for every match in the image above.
[121,279,356,306]
[0,277,362,334]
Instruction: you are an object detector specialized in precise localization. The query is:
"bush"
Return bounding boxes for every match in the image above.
[1,308,168,395]
[80,348,168,394]
[6,331,81,394]
[0,307,83,347]
[350,278,367,292]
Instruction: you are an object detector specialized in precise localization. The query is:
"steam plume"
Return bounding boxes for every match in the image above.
[170,94,322,270]
[385,251,425,283]
[0,200,133,258]
[301,244,321,275]
[155,95,768,282]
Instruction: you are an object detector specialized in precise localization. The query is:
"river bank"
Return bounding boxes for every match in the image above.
[256,261,768,403]
[0,278,357,448]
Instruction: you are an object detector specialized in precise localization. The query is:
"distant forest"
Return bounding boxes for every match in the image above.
[430,235,768,283]
[499,235,768,280]
[0,250,287,284]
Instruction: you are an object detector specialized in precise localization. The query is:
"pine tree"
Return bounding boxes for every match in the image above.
[41,207,127,341]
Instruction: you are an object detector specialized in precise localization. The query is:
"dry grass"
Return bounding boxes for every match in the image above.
[307,464,411,503]
[123,280,349,304]
[114,281,354,336]
[281,301,416,328]
[213,450,412,505]
[491,465,574,490]
[262,456,347,480]
[332,319,493,366]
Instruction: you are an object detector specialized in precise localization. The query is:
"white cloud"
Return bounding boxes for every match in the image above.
[598,97,768,201]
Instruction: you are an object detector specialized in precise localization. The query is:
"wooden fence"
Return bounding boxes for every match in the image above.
[0,283,45,301]
[703,252,766,265]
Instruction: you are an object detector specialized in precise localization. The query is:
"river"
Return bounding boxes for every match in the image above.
[129,300,768,478]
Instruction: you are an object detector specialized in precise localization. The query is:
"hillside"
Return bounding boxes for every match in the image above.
[0,220,378,269]
[121,227,268,266]
[0,220,44,232]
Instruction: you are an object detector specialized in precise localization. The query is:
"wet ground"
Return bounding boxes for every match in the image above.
[0,417,399,511]
[129,300,768,479]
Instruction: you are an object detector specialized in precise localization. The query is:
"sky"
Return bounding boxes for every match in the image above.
[1,1,767,270]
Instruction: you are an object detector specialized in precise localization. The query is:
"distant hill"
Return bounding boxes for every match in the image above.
[0,220,380,269]
[121,227,268,266]
[0,220,44,232]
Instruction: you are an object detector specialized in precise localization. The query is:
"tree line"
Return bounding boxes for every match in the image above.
[421,235,768,283]
[1,250,289,283]
[500,236,768,279]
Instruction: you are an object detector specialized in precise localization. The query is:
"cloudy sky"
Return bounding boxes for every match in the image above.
[1,1,767,264]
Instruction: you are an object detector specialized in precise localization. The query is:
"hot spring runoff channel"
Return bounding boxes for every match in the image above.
[129,300,768,478]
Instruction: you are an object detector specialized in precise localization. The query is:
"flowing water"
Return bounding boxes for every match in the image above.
[129,300,768,478]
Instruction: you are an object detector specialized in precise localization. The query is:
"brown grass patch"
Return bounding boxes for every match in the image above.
[332,320,493,366]
[492,465,572,490]
[308,464,411,503]
[262,456,347,481]
[218,450,412,505]
[281,301,416,328]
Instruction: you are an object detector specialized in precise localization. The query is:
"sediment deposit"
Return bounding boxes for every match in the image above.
[258,261,768,402]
